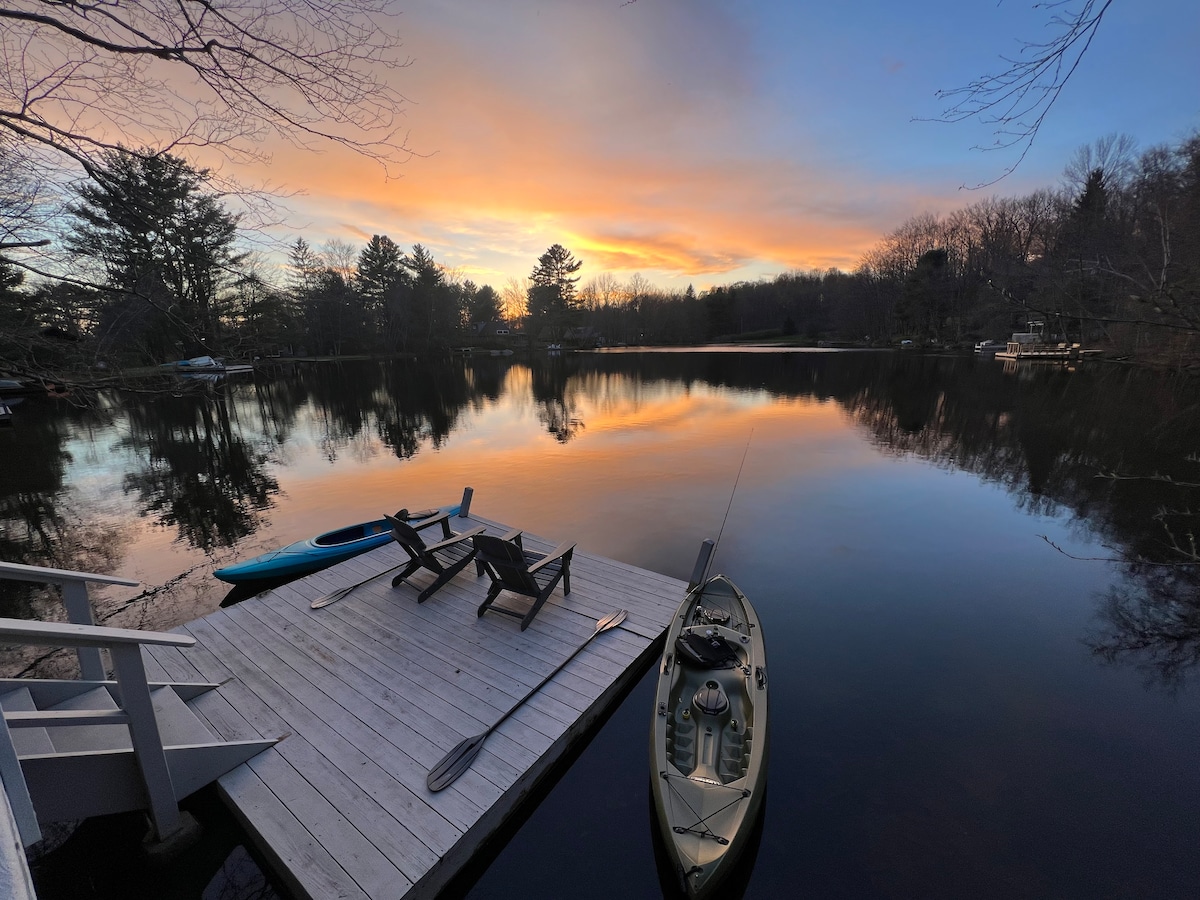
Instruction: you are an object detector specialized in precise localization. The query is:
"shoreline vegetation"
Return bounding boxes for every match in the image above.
[3,129,1199,393]
[8,335,1198,404]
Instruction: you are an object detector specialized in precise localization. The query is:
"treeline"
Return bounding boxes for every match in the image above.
[606,131,1199,355]
[2,130,1198,379]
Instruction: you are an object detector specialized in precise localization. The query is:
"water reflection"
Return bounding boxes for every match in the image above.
[119,394,280,552]
[0,401,128,632]
[7,349,1200,898]
[3,351,1199,689]
[1088,566,1200,690]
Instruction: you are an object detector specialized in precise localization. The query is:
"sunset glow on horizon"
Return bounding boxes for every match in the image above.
[241,0,1198,292]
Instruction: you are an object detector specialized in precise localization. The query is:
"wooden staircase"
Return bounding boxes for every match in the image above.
[0,561,280,860]
[0,678,275,826]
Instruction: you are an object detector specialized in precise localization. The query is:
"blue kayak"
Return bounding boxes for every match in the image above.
[214,506,460,584]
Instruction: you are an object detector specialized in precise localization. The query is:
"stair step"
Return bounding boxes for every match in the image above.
[45,687,125,752]
[44,686,216,753]
[0,688,53,756]
[150,687,215,746]
[20,738,280,824]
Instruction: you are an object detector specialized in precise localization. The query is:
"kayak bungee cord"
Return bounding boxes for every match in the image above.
[659,769,753,844]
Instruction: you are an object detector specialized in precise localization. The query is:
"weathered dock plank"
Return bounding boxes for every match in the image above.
[147,510,684,899]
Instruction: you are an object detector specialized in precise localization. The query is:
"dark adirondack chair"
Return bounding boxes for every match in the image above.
[385,510,487,603]
[473,530,576,630]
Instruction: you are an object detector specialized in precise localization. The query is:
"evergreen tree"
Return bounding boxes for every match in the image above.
[67,150,243,360]
[469,284,501,324]
[527,243,582,338]
[899,248,952,338]
[288,238,323,299]
[304,268,360,355]
[1060,167,1116,325]
[404,243,460,350]
[355,235,407,349]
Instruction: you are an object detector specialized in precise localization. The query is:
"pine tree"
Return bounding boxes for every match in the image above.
[527,244,583,338]
[355,235,407,347]
[67,150,243,360]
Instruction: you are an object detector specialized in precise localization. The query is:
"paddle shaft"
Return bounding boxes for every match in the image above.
[427,610,627,790]
[491,623,608,735]
[311,560,410,608]
[310,505,462,608]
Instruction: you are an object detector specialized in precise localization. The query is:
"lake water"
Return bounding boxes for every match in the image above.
[3,349,1199,898]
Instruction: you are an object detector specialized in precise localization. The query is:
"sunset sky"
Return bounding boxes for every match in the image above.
[258,0,1199,292]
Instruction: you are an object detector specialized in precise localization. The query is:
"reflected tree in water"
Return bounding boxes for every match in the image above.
[0,406,130,589]
[1084,467,1200,688]
[374,358,471,457]
[280,358,477,463]
[0,401,130,675]
[119,393,280,552]
[835,355,1200,687]
[531,357,585,443]
[1088,566,1200,690]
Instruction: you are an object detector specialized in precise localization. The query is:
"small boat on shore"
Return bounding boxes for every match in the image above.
[214,506,456,583]
[161,355,253,374]
[651,546,769,899]
[975,339,1005,354]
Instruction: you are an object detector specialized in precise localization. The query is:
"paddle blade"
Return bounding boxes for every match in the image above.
[310,586,354,609]
[427,732,488,792]
[595,609,628,633]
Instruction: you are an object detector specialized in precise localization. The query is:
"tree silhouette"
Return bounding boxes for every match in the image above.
[528,243,583,339]
[67,150,243,361]
[0,1,410,176]
[934,0,1115,183]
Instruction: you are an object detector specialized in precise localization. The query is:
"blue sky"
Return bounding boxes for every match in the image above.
[252,1,1200,290]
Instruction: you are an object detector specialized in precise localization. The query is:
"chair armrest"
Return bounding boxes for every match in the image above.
[528,541,576,573]
[426,525,487,553]
[411,509,452,538]
[498,528,523,549]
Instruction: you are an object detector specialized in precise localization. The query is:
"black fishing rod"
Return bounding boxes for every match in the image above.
[690,430,754,590]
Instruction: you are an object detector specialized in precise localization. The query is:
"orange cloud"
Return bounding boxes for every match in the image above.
[238,3,962,287]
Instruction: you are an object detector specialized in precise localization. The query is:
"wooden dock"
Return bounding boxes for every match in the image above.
[140,509,684,900]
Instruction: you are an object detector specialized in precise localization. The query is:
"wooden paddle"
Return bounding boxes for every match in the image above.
[310,559,411,609]
[426,609,629,792]
[309,508,444,609]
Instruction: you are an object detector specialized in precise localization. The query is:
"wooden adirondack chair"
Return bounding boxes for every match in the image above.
[473,530,576,630]
[385,511,487,602]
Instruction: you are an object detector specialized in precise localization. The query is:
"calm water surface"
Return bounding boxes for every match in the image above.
[3,349,1199,898]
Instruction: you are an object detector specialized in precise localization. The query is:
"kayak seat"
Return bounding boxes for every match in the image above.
[386,511,487,603]
[474,530,576,631]
[675,631,740,669]
[667,662,753,782]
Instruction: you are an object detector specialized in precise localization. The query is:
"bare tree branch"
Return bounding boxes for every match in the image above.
[1,1,413,189]
[930,0,1115,186]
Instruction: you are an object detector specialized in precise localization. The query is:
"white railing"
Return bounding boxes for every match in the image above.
[0,563,195,848]
[0,561,140,680]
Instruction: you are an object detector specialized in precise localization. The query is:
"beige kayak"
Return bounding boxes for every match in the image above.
[650,572,769,899]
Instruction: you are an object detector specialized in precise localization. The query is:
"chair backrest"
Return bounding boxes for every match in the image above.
[473,534,539,594]
[386,514,428,558]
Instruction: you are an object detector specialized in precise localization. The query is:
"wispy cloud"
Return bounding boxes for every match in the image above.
[238,0,1197,289]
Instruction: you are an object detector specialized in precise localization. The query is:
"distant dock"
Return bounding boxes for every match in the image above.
[142,510,683,899]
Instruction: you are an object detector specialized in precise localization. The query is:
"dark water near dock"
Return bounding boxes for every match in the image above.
[3,349,1199,898]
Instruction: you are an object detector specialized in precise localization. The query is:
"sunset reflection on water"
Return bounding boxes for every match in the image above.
[5,350,1200,899]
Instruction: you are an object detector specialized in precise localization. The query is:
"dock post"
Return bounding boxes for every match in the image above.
[687,539,716,592]
[459,487,473,518]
